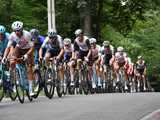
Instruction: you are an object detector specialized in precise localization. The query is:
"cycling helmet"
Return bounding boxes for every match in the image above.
[30,29,39,38]
[103,41,110,46]
[0,25,6,33]
[48,29,57,37]
[138,56,142,59]
[64,38,71,45]
[89,38,96,44]
[117,46,124,52]
[75,29,83,36]
[11,21,23,31]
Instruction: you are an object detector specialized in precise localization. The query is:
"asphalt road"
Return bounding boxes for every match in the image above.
[0,92,160,120]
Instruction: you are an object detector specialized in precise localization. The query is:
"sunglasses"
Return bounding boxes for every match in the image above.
[15,29,22,32]
[64,44,70,47]
[49,36,57,39]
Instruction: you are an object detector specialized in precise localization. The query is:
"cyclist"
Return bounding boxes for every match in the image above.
[0,25,9,58]
[134,56,147,91]
[110,46,128,84]
[100,40,114,88]
[39,29,64,83]
[74,29,90,62]
[30,29,45,65]
[101,40,114,66]
[62,38,75,86]
[85,38,101,88]
[2,21,35,96]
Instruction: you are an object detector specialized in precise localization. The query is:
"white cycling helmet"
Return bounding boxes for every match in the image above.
[11,21,23,31]
[117,46,124,52]
[48,29,57,37]
[138,56,142,59]
[64,38,71,45]
[0,25,6,33]
[103,41,110,46]
[75,29,83,36]
[89,38,96,44]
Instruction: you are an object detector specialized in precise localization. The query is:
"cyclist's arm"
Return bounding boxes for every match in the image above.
[86,39,90,49]
[39,37,48,59]
[26,47,34,56]
[86,49,91,59]
[39,47,43,59]
[3,38,14,59]
[74,41,79,52]
[57,48,64,59]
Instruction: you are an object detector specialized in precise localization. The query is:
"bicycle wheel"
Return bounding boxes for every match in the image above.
[63,69,70,95]
[56,73,63,98]
[26,90,33,102]
[81,70,89,95]
[44,68,54,99]
[0,73,4,101]
[32,70,41,99]
[9,69,17,101]
[15,68,25,104]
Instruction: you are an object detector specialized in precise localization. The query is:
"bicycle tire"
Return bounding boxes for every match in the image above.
[44,68,54,99]
[9,69,17,101]
[0,80,4,102]
[32,70,41,99]
[15,68,25,104]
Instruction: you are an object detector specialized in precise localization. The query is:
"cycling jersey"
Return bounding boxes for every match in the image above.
[41,35,63,50]
[63,44,74,62]
[101,45,114,65]
[74,36,90,60]
[0,32,9,55]
[115,52,127,64]
[74,36,90,52]
[33,35,45,50]
[7,30,33,49]
[135,60,146,74]
[41,35,63,58]
[88,45,100,66]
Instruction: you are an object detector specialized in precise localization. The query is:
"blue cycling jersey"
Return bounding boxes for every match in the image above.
[0,32,9,55]
[33,35,45,49]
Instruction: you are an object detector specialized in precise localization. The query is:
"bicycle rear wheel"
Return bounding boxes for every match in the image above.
[15,68,25,104]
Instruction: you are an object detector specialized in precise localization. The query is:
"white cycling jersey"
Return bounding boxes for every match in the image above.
[74,36,89,51]
[41,35,63,49]
[64,44,74,53]
[115,52,127,63]
[7,30,33,49]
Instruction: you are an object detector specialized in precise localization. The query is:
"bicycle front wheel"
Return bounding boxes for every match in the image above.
[44,68,55,99]
[9,69,17,101]
[15,68,25,104]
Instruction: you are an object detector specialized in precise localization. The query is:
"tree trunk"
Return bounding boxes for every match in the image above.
[84,14,92,37]
[96,0,103,41]
[81,0,92,37]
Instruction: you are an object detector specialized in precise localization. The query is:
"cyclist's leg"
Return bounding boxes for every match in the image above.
[25,49,35,95]
[68,60,76,86]
[44,49,51,67]
[113,61,120,82]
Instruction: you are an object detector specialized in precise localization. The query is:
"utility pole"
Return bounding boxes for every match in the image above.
[47,0,56,32]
